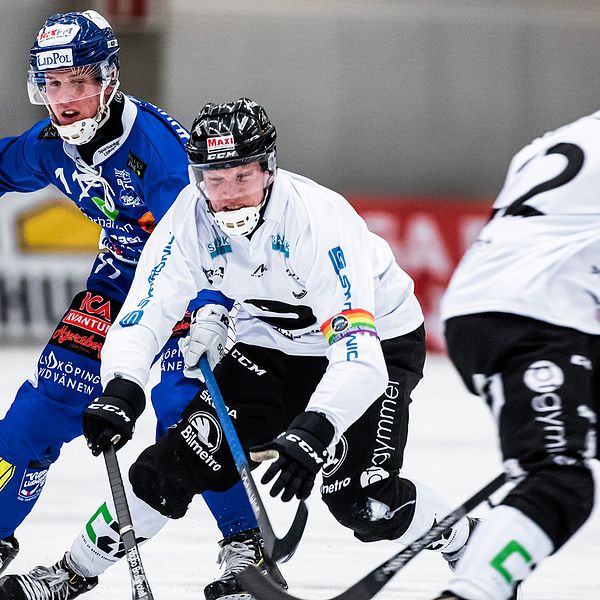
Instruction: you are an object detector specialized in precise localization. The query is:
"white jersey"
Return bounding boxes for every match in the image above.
[101,169,423,437]
[441,110,600,335]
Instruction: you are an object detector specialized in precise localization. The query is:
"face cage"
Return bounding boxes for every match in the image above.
[189,154,276,237]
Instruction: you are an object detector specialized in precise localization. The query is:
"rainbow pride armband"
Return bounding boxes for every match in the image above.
[320,308,378,345]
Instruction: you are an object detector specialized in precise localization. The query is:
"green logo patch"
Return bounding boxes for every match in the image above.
[491,540,532,584]
[92,196,119,221]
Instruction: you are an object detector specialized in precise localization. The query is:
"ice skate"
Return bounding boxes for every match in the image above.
[441,517,480,570]
[0,537,19,576]
[0,552,97,600]
[204,528,287,600]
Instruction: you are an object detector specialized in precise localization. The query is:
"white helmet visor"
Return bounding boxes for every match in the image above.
[189,162,273,205]
[27,60,117,106]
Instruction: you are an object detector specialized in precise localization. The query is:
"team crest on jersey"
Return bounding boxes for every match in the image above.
[127,152,147,179]
[115,169,143,207]
[208,236,231,258]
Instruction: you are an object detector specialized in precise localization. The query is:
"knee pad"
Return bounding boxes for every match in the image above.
[129,439,196,519]
[323,475,417,543]
[504,464,594,549]
[129,419,240,519]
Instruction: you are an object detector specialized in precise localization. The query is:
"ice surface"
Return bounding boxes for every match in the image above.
[1,347,598,599]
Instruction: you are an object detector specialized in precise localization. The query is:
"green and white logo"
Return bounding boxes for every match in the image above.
[490,540,532,584]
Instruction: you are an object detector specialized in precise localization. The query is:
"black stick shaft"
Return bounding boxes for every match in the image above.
[199,356,307,562]
[104,445,155,600]
[237,473,508,600]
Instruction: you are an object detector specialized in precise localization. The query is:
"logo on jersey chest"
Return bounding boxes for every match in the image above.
[127,152,147,179]
[62,163,120,221]
[203,266,225,285]
[251,264,268,277]
[92,196,119,220]
[208,236,232,258]
[115,169,143,207]
[271,234,289,257]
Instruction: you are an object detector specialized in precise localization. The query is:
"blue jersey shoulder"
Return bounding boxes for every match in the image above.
[129,96,190,151]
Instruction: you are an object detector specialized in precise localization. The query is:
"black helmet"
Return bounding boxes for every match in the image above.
[186,98,277,170]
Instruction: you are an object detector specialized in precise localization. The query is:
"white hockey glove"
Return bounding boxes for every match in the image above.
[179,304,230,379]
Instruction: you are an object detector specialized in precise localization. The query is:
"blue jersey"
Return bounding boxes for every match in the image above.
[0,93,251,543]
[0,95,190,264]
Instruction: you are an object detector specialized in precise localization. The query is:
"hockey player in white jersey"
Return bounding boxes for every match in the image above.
[81,98,480,585]
[434,114,600,599]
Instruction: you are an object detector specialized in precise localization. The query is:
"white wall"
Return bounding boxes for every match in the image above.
[3,1,600,196]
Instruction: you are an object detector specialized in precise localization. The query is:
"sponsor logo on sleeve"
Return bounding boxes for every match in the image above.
[120,235,175,326]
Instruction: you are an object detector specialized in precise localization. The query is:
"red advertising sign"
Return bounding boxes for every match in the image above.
[349,197,492,353]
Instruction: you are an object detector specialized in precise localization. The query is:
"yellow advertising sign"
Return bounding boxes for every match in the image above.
[17,199,100,253]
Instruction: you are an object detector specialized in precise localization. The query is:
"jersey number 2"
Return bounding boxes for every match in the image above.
[497,142,584,218]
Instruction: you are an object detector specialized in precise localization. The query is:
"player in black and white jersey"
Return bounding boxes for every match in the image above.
[81,98,480,585]
[434,113,600,599]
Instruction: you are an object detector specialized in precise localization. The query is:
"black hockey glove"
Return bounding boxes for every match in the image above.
[250,411,335,502]
[82,378,146,456]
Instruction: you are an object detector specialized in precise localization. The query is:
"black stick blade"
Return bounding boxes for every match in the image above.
[267,500,309,563]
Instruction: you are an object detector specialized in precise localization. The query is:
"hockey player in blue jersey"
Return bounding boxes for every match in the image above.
[0,10,285,600]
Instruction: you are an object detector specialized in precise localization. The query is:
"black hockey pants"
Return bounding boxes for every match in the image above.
[445,312,597,550]
[129,326,426,543]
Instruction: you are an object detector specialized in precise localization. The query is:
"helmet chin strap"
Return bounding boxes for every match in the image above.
[50,79,120,145]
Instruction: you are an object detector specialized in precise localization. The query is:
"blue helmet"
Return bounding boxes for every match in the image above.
[29,10,119,75]
[27,10,120,145]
